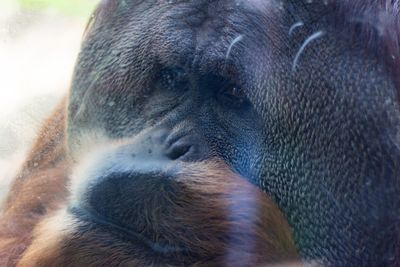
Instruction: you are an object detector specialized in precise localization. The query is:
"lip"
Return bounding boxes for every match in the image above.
[68,205,190,256]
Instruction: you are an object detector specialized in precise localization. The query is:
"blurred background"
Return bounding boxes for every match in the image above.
[0,0,98,198]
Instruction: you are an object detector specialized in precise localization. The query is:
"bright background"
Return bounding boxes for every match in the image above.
[0,0,98,198]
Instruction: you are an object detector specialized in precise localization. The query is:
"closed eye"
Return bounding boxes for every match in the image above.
[217,84,250,109]
[157,67,188,91]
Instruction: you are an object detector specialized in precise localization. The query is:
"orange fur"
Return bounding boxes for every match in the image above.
[18,161,298,266]
[0,99,69,266]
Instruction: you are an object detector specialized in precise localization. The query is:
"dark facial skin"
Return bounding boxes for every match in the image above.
[67,0,400,266]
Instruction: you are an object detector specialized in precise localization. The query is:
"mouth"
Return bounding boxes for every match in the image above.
[68,205,192,257]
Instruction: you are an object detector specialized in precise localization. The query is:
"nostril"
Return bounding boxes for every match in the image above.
[166,141,192,160]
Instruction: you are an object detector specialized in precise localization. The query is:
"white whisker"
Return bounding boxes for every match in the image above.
[226,35,244,59]
[292,30,325,72]
[289,21,304,36]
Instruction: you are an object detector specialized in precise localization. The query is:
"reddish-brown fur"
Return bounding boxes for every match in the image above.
[17,162,298,266]
[0,98,69,266]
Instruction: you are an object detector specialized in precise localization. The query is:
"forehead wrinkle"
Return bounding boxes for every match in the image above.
[238,0,280,13]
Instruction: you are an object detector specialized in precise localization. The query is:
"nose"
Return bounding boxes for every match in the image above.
[166,140,192,160]
[132,127,208,162]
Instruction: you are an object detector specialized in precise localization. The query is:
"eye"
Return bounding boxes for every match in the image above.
[217,84,250,109]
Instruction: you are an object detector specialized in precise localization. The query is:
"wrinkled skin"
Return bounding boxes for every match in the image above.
[67,0,400,266]
[3,0,400,266]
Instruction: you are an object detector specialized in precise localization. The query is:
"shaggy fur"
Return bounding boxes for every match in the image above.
[0,0,399,266]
